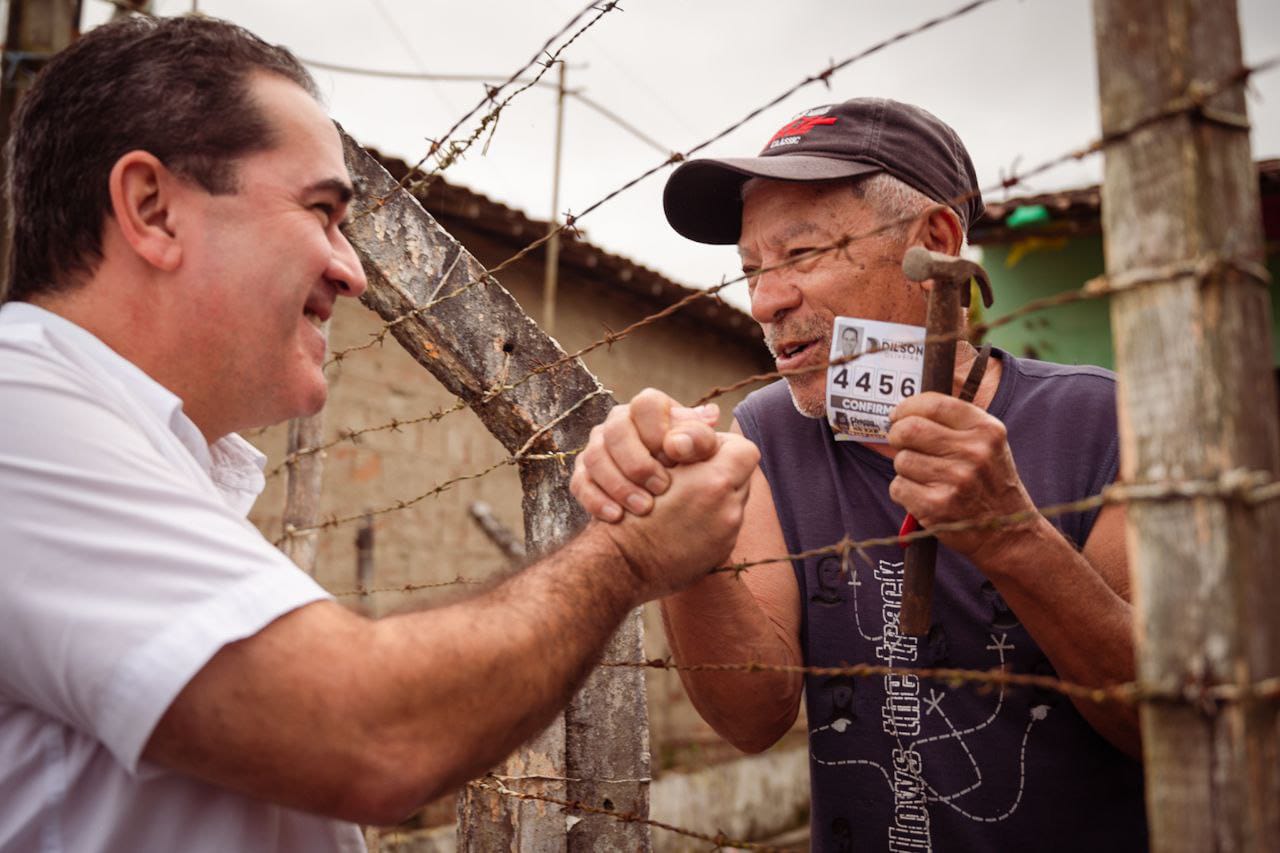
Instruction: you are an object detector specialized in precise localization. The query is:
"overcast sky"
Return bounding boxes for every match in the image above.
[82,0,1280,312]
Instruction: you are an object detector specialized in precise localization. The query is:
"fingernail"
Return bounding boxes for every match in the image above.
[698,404,719,418]
[645,476,667,495]
[626,493,651,513]
[671,434,694,457]
[602,503,623,522]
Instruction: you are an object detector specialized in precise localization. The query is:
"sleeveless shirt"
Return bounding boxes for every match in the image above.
[735,350,1147,852]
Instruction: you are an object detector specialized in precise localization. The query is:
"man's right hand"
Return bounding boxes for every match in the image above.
[571,388,724,522]
[597,429,759,601]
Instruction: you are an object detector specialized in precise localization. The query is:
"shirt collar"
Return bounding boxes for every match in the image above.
[0,302,268,510]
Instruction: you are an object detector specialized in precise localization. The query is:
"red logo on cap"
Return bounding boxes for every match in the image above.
[766,114,837,147]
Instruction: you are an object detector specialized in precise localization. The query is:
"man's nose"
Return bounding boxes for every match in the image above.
[330,228,369,298]
[749,267,803,326]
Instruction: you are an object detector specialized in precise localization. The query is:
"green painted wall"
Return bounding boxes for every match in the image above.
[978,235,1280,369]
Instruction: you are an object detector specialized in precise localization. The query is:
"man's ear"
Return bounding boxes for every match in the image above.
[107,151,184,272]
[908,204,964,256]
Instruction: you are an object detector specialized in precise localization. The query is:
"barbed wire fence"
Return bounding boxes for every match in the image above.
[226,0,1280,850]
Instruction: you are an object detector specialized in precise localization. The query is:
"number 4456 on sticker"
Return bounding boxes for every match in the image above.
[830,366,917,399]
[826,316,925,443]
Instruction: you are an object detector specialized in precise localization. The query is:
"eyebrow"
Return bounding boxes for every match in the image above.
[738,221,825,257]
[306,178,355,204]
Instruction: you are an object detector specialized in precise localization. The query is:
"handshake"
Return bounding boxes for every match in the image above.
[572,388,760,601]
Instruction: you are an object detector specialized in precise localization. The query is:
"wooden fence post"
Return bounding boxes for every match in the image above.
[280,337,329,576]
[338,131,651,851]
[1092,1,1280,848]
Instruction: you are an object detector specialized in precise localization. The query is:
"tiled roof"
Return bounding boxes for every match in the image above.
[971,158,1280,245]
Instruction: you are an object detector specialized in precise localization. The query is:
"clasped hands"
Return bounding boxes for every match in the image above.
[574,388,1041,575]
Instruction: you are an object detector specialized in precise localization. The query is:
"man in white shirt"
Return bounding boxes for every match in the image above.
[0,15,757,852]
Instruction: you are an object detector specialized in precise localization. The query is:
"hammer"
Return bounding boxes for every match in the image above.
[897,247,994,637]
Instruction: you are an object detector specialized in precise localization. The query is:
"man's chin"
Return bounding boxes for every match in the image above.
[785,382,826,420]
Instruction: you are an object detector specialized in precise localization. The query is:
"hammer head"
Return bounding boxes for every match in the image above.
[902,247,994,309]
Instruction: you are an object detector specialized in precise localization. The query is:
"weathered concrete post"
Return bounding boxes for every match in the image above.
[1092,0,1280,848]
[338,132,651,851]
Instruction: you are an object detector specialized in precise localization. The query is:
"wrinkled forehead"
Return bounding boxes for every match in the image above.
[737,181,864,258]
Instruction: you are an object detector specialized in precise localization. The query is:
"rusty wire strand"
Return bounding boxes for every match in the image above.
[323,470,1279,602]
[292,253,1269,543]
[331,577,487,598]
[693,253,1272,405]
[471,777,800,852]
[716,470,1280,576]
[364,1,620,211]
[328,53,1277,393]
[276,391,601,542]
[267,398,469,478]
[601,659,1280,709]
[325,0,1008,365]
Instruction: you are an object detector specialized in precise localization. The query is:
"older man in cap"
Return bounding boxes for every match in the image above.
[573,98,1147,850]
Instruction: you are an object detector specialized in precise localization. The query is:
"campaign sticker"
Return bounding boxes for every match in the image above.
[826,316,925,443]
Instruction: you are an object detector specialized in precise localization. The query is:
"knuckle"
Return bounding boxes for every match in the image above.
[579,443,603,467]
[619,455,657,483]
[888,476,905,503]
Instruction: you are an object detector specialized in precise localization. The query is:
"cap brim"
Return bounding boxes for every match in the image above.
[663,155,883,245]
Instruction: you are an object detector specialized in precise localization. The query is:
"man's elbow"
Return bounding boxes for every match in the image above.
[332,739,452,826]
[695,694,799,756]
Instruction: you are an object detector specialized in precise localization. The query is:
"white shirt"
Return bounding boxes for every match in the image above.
[0,303,364,853]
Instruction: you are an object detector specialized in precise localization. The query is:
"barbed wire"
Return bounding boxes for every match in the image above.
[716,469,1280,577]
[328,52,1278,419]
[326,0,1008,367]
[470,777,800,852]
[367,0,621,209]
[692,252,1272,405]
[293,250,1270,543]
[321,469,1279,615]
[267,398,469,479]
[332,576,487,598]
[274,390,601,543]
[599,658,1280,710]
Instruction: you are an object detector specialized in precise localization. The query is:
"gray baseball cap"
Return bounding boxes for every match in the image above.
[663,97,985,244]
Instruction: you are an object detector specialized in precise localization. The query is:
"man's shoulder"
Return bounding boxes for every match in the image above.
[1007,353,1115,388]
[736,379,800,423]
[1000,352,1117,414]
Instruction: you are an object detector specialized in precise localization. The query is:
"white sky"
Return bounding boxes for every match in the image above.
[82,0,1280,312]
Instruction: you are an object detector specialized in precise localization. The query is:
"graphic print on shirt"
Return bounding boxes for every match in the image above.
[809,558,1053,850]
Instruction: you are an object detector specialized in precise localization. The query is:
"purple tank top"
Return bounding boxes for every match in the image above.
[735,350,1147,852]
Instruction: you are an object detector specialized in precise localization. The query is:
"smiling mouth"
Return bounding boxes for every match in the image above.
[303,307,328,329]
[777,340,816,360]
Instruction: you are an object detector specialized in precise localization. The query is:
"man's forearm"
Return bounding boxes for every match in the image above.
[660,573,802,753]
[976,518,1140,756]
[147,523,645,824]
[353,523,644,813]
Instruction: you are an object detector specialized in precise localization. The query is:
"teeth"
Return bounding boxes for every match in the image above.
[304,310,324,329]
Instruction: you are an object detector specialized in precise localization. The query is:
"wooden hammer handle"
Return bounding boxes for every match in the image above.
[899,284,967,637]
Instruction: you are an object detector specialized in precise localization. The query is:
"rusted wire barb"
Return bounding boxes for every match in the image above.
[471,777,801,852]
